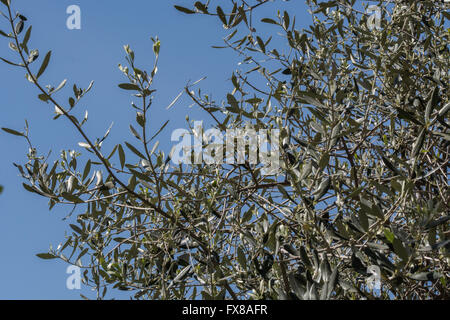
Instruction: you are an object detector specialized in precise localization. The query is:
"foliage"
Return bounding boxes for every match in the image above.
[1,0,449,299]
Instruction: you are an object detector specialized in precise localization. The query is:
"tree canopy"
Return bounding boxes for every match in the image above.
[1,0,449,299]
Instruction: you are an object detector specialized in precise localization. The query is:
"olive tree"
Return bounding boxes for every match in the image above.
[1,0,449,299]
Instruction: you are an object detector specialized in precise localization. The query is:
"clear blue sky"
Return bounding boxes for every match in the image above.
[0,0,308,299]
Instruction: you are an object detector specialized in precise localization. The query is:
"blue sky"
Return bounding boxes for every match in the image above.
[0,0,309,299]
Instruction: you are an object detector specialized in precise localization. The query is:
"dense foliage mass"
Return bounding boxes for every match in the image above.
[1,0,449,299]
